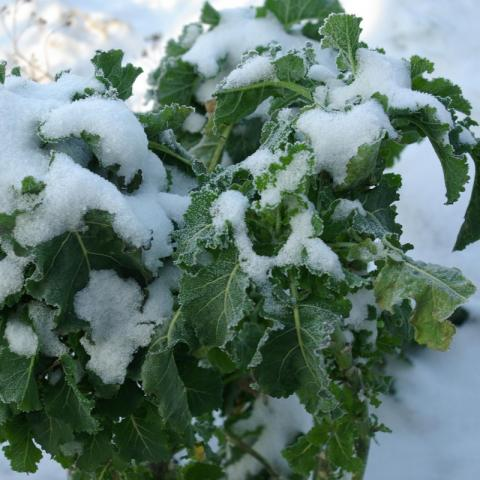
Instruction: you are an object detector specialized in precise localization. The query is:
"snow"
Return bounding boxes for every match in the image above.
[308,63,337,82]
[39,96,167,185]
[0,246,29,306]
[182,111,206,133]
[182,8,328,78]
[226,395,313,479]
[345,289,377,342]
[241,148,278,176]
[4,320,38,358]
[74,269,175,384]
[223,54,275,88]
[332,198,366,220]
[328,48,453,127]
[366,320,480,480]
[296,100,396,185]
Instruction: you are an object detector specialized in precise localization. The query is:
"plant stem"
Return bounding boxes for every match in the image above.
[208,123,233,172]
[220,79,313,102]
[148,140,192,169]
[353,433,371,480]
[225,428,280,479]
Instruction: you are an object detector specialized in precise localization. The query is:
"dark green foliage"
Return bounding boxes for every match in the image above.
[1,4,478,480]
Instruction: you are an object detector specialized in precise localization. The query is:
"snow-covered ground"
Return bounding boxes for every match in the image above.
[0,0,479,478]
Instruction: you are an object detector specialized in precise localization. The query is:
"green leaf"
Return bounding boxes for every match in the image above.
[409,55,434,80]
[409,55,471,115]
[201,2,221,27]
[265,0,342,28]
[395,107,469,204]
[282,426,326,476]
[2,416,42,473]
[21,176,46,195]
[0,61,6,84]
[320,13,362,74]
[141,344,193,440]
[91,49,142,100]
[228,321,265,370]
[0,212,16,237]
[327,416,364,472]
[26,210,151,332]
[138,104,193,139]
[43,355,98,433]
[358,173,402,235]
[283,417,365,476]
[75,432,113,472]
[455,150,480,250]
[0,402,10,426]
[413,76,471,115]
[374,256,476,350]
[255,302,339,415]
[150,58,197,106]
[189,120,232,173]
[0,346,41,412]
[179,248,253,347]
[273,52,307,82]
[226,117,263,163]
[30,412,75,459]
[183,462,224,479]
[114,408,170,463]
[215,79,312,125]
[164,23,202,58]
[175,189,219,267]
[341,139,382,190]
[177,357,223,416]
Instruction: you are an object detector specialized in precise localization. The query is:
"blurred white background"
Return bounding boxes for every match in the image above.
[1,1,479,478]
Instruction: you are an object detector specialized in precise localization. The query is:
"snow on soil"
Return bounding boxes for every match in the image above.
[1,0,479,479]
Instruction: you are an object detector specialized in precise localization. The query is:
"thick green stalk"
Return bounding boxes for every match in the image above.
[207,123,233,172]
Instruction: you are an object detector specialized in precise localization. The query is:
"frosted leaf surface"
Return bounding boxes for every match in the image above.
[28,302,67,357]
[332,199,366,220]
[211,191,343,283]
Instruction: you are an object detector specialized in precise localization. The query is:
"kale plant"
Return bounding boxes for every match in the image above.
[0,1,478,479]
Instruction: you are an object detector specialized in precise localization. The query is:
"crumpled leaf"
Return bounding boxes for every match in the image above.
[265,0,342,28]
[91,49,142,100]
[320,13,363,73]
[179,248,253,347]
[374,256,476,350]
